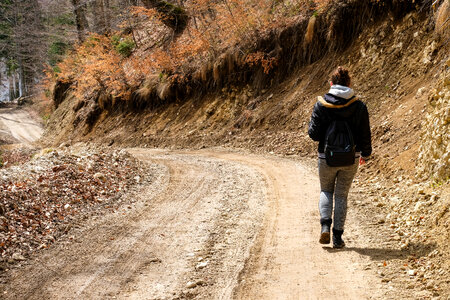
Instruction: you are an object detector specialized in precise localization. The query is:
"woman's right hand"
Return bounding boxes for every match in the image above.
[359,157,366,166]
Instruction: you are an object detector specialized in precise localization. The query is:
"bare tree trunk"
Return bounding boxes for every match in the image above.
[71,0,89,42]
[90,0,106,34]
[18,63,24,98]
[9,76,14,101]
[119,0,140,9]
[11,73,18,99]
[103,0,111,34]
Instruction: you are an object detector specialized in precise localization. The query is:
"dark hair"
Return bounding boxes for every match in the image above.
[330,66,351,86]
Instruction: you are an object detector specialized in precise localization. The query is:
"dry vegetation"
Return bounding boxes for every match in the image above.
[0,147,150,266]
[48,0,330,103]
[46,0,430,118]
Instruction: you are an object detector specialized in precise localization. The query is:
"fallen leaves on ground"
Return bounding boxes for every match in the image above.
[0,145,150,268]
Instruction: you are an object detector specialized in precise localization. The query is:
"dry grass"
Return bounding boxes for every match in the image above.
[136,75,160,100]
[305,15,316,44]
[435,0,449,37]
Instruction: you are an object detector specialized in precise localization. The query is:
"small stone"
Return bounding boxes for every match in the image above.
[64,204,71,210]
[408,269,417,276]
[186,280,205,289]
[94,172,106,182]
[12,253,25,261]
[414,201,426,212]
[416,87,426,98]
[196,261,208,269]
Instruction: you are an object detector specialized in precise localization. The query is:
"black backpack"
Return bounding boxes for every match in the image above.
[324,119,356,167]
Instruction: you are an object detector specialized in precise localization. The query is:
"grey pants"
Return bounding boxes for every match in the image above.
[318,158,359,231]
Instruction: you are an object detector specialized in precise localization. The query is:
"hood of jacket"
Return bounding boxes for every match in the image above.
[328,84,354,100]
[318,85,360,118]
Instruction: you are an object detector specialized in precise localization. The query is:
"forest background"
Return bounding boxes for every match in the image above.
[0,0,332,115]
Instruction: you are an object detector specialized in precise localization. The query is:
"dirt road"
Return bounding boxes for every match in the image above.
[2,149,382,299]
[0,107,43,144]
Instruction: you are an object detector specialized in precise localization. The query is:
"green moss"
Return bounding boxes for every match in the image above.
[48,41,69,66]
[111,35,121,46]
[52,65,61,73]
[115,38,135,57]
[41,114,51,122]
[431,176,450,188]
[6,58,18,75]
[157,0,185,15]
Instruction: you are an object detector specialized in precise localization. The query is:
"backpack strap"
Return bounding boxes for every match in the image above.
[317,96,359,108]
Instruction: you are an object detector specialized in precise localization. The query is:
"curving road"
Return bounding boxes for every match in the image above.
[0,107,43,144]
[1,148,382,299]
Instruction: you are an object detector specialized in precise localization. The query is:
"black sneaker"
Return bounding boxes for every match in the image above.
[319,218,332,244]
[332,228,345,248]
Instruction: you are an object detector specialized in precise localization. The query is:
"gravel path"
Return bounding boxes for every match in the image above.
[1,148,383,299]
[0,107,43,144]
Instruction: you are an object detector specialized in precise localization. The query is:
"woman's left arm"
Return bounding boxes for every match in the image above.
[308,102,323,141]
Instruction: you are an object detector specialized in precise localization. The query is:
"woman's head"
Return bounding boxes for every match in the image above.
[330,66,351,87]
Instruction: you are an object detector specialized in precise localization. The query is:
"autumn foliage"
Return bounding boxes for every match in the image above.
[48,0,334,102]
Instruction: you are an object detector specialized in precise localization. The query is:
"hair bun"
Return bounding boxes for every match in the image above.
[337,66,347,75]
[331,66,351,86]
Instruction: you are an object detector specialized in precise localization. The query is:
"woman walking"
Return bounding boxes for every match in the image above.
[308,67,372,248]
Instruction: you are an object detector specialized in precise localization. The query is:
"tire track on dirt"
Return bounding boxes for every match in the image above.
[1,149,265,299]
[199,151,381,299]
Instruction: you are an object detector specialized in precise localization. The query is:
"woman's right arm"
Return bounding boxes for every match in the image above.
[359,103,372,158]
